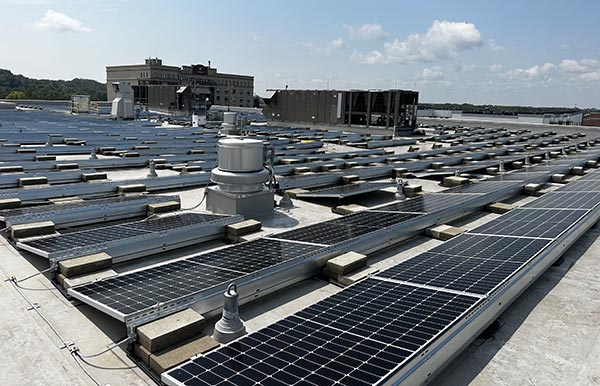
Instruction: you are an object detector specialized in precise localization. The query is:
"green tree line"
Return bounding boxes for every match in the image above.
[419,102,597,114]
[0,69,107,101]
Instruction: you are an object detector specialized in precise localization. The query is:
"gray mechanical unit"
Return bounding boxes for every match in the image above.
[206,137,274,217]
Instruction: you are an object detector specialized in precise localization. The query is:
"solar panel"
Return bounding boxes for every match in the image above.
[123,213,225,232]
[375,235,551,295]
[297,182,396,199]
[163,279,480,386]
[426,233,551,263]
[74,260,243,316]
[18,213,230,258]
[70,239,321,317]
[492,171,549,180]
[522,192,600,210]
[25,226,146,255]
[0,194,173,218]
[443,181,519,194]
[554,179,600,192]
[187,238,321,274]
[470,208,588,239]
[271,222,378,246]
[331,211,422,228]
[369,193,477,214]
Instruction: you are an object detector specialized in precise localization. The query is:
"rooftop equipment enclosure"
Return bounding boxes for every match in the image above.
[263,89,419,131]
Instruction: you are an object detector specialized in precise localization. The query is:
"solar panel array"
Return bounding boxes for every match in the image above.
[69,157,595,327]
[164,279,480,386]
[19,213,228,257]
[163,169,600,386]
[296,182,396,199]
[72,238,321,316]
[0,195,172,219]
[368,193,479,214]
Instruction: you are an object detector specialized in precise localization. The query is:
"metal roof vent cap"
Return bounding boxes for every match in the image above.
[395,179,406,201]
[213,283,247,344]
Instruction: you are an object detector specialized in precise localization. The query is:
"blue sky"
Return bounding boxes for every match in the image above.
[1,0,600,107]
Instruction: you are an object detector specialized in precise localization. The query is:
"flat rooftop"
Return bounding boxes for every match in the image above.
[0,107,599,386]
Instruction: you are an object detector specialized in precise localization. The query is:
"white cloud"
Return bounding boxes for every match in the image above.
[580,72,600,81]
[488,39,504,51]
[2,0,53,4]
[249,32,262,41]
[502,63,556,80]
[343,23,388,41]
[352,20,484,64]
[560,44,570,50]
[489,64,503,72]
[453,63,476,72]
[351,49,386,64]
[303,37,347,54]
[33,9,91,33]
[559,58,600,73]
[419,66,443,80]
[330,37,347,50]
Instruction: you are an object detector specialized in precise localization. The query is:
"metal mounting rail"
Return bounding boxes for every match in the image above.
[0,169,96,189]
[0,194,180,228]
[17,212,242,264]
[0,173,211,202]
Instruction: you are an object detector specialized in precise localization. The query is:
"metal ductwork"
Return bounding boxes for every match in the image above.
[206,137,274,217]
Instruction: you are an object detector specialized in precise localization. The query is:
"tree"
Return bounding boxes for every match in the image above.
[5,90,26,99]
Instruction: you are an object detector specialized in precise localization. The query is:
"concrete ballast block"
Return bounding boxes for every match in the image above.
[134,343,152,366]
[11,221,55,239]
[137,309,206,353]
[341,175,360,184]
[426,224,466,241]
[57,268,117,290]
[0,198,21,209]
[293,167,311,175]
[147,201,181,214]
[338,266,380,286]
[486,202,515,214]
[81,172,107,182]
[571,166,585,176]
[18,176,48,186]
[392,168,408,179]
[227,219,262,237]
[332,204,366,215]
[326,252,368,278]
[486,167,499,175]
[56,163,79,170]
[404,184,422,198]
[442,176,468,187]
[49,196,83,204]
[320,164,336,171]
[35,155,56,161]
[0,166,24,173]
[523,183,542,195]
[118,184,146,193]
[148,335,219,374]
[286,188,308,198]
[58,252,112,278]
[551,174,566,183]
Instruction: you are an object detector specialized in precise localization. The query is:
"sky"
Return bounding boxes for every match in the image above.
[1,0,600,107]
